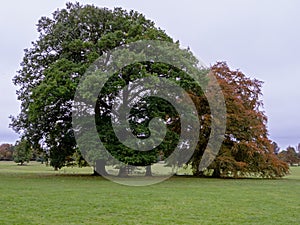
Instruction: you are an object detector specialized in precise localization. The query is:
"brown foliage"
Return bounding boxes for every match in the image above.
[0,144,14,160]
[190,62,289,178]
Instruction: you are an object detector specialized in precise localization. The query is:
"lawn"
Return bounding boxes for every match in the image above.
[0,161,299,225]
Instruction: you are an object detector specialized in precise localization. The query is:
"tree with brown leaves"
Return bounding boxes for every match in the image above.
[190,62,289,178]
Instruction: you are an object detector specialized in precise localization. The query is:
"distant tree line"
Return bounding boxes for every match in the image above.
[273,142,300,166]
[0,141,47,165]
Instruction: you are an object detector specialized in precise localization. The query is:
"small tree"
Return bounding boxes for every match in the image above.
[13,139,32,165]
[0,144,14,161]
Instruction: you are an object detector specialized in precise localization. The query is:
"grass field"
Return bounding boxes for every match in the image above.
[0,161,299,225]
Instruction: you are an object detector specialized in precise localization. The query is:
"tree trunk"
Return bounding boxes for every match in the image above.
[93,159,108,176]
[212,168,221,178]
[145,165,152,176]
[118,166,128,177]
[193,169,204,177]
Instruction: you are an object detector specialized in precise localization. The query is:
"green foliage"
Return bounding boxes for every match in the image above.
[11,2,207,174]
[10,2,174,170]
[94,62,200,170]
[13,139,32,165]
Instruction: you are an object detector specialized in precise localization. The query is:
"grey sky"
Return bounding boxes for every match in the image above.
[1,0,299,150]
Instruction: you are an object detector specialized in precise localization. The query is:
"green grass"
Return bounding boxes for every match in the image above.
[0,162,299,224]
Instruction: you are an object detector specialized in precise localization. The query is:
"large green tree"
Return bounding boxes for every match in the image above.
[92,64,202,176]
[11,2,204,173]
[10,3,168,170]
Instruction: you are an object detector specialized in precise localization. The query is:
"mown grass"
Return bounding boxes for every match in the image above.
[0,161,299,224]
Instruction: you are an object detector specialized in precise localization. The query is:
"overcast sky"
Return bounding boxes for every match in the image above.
[1,0,299,150]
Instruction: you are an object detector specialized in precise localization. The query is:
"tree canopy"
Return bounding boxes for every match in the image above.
[13,139,32,165]
[278,146,300,165]
[11,2,202,172]
[0,144,14,161]
[189,62,289,178]
[11,2,289,178]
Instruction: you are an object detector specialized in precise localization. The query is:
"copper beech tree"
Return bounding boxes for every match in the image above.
[190,62,289,178]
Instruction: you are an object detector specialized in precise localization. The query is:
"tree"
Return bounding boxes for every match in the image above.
[0,144,14,161]
[10,3,168,170]
[13,139,32,165]
[278,146,300,165]
[11,2,202,173]
[12,3,285,178]
[78,45,206,176]
[189,62,289,178]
